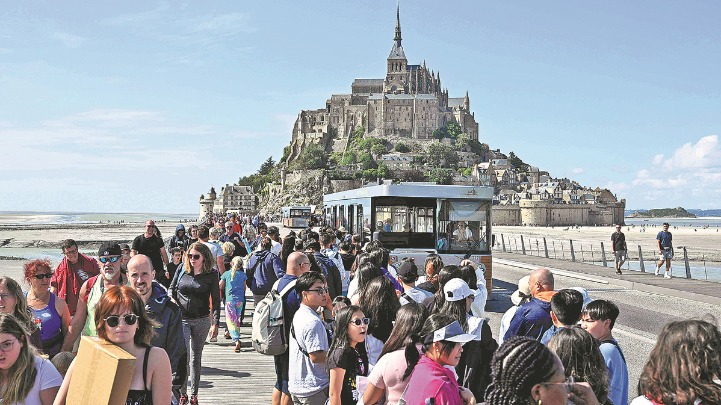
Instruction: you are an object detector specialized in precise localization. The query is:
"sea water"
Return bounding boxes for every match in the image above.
[0,211,196,226]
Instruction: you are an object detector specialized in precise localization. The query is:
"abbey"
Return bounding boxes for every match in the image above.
[286,7,479,162]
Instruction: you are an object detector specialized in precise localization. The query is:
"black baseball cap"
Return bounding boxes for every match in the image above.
[98,242,121,257]
[396,260,418,278]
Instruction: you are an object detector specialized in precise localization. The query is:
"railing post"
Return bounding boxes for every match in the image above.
[683,247,691,279]
[638,245,645,272]
[501,234,506,252]
[543,237,549,259]
[521,235,526,255]
[570,240,576,262]
[600,242,607,267]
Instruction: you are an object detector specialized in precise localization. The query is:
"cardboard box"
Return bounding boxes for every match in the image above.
[67,336,137,405]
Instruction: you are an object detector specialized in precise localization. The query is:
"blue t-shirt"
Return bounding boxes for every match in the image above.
[221,270,247,301]
[656,231,672,248]
[600,340,628,405]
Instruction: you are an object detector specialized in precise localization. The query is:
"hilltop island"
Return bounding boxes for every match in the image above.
[627,207,697,218]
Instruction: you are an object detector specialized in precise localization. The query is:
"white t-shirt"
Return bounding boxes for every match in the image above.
[9,356,62,405]
[288,304,330,397]
[202,241,223,270]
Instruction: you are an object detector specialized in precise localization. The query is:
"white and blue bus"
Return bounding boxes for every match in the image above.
[281,206,312,228]
[322,183,493,287]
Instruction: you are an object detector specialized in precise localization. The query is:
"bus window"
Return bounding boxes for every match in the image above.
[437,200,489,253]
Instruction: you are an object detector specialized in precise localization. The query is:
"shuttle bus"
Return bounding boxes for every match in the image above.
[322,183,493,289]
[281,206,312,228]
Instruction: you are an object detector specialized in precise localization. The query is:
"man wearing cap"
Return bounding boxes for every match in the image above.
[504,268,556,342]
[64,242,130,348]
[131,220,170,286]
[539,289,585,345]
[499,275,532,343]
[396,259,433,305]
[219,221,248,258]
[127,254,187,400]
[50,239,100,317]
[611,224,627,275]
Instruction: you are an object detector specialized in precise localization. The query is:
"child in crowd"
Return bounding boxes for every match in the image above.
[50,351,75,377]
[220,256,248,353]
[167,247,183,285]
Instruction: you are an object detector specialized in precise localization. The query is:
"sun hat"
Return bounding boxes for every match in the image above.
[444,278,476,302]
[510,275,532,306]
[569,287,593,308]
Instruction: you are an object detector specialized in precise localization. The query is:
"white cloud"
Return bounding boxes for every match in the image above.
[51,32,86,48]
[571,167,584,174]
[612,135,721,209]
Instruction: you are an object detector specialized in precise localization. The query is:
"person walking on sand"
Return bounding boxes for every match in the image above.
[655,222,673,278]
[610,224,627,275]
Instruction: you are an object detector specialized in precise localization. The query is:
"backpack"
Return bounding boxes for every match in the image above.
[251,279,297,355]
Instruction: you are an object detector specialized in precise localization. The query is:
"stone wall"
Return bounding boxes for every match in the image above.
[492,205,522,225]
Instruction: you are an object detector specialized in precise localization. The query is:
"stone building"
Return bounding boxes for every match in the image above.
[198,185,257,219]
[286,6,479,163]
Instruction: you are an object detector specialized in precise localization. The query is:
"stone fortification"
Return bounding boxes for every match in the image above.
[491,200,626,226]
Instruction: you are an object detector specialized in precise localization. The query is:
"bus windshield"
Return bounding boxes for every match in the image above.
[437,199,490,254]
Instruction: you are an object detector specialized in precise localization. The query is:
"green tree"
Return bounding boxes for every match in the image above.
[376,162,390,178]
[371,142,387,157]
[400,170,427,182]
[455,134,471,151]
[426,143,459,168]
[508,151,529,171]
[446,122,462,139]
[340,150,358,165]
[296,143,327,170]
[428,168,454,185]
[394,142,411,153]
[358,152,377,170]
[258,156,275,175]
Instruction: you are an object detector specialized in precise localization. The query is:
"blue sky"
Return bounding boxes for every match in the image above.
[1,1,719,214]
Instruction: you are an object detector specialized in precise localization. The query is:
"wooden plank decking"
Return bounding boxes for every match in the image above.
[192,301,276,404]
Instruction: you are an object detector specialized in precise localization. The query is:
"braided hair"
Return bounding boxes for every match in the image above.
[484,336,559,405]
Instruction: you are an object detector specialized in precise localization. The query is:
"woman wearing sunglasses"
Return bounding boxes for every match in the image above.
[168,242,220,405]
[0,313,63,405]
[0,276,44,352]
[54,285,172,405]
[327,305,369,405]
[24,259,72,359]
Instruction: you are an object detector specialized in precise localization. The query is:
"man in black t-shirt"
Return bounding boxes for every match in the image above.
[131,219,170,287]
[610,224,627,275]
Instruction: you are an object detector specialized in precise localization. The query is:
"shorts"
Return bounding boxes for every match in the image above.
[614,250,626,263]
[274,351,290,394]
[659,248,674,260]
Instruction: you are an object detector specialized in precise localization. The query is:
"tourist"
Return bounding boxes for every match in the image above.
[0,276,43,350]
[168,223,190,255]
[54,286,172,405]
[247,236,285,305]
[267,226,283,256]
[252,223,269,250]
[416,253,444,294]
[581,300,628,405]
[363,303,427,405]
[610,224,627,275]
[439,278,498,401]
[423,264,462,314]
[50,351,74,378]
[548,327,611,405]
[24,259,71,358]
[395,259,433,305]
[188,225,199,245]
[320,232,349,296]
[359,276,400,366]
[655,222,673,278]
[280,234,297,270]
[499,275,531,343]
[305,238,343,299]
[168,242,220,405]
[167,247,184,286]
[288,271,331,405]
[242,218,257,246]
[119,243,132,272]
[131,220,170,287]
[346,254,372,301]
[221,241,235,274]
[327,305,369,405]
[458,261,487,318]
[127,254,187,400]
[219,221,248,258]
[402,314,477,405]
[504,268,556,341]
[0,313,62,404]
[485,336,601,405]
[367,248,403,294]
[272,252,310,405]
[197,225,225,275]
[65,242,129,344]
[631,318,721,405]
[540,289,585,345]
[50,239,99,317]
[220,256,247,353]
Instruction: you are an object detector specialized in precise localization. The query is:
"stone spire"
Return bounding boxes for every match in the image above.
[464,91,470,110]
[394,3,402,48]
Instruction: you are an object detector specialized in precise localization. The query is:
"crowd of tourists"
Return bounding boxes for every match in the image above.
[1,213,720,405]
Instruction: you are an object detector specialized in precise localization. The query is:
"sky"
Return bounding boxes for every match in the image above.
[1,1,719,214]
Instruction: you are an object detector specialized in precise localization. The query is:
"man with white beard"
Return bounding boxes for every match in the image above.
[65,242,130,345]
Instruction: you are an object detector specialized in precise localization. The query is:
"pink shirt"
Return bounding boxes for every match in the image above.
[367,349,409,405]
[404,355,463,405]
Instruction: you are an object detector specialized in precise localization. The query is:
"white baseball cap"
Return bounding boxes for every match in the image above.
[444,278,477,302]
[428,320,476,344]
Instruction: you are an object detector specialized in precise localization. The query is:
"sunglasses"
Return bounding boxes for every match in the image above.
[34,273,53,280]
[188,253,202,260]
[350,317,371,326]
[99,256,120,264]
[104,314,138,327]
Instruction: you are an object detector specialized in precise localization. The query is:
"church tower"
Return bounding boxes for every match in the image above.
[384,5,408,94]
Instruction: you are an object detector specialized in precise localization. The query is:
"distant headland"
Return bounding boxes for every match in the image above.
[627,207,696,218]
